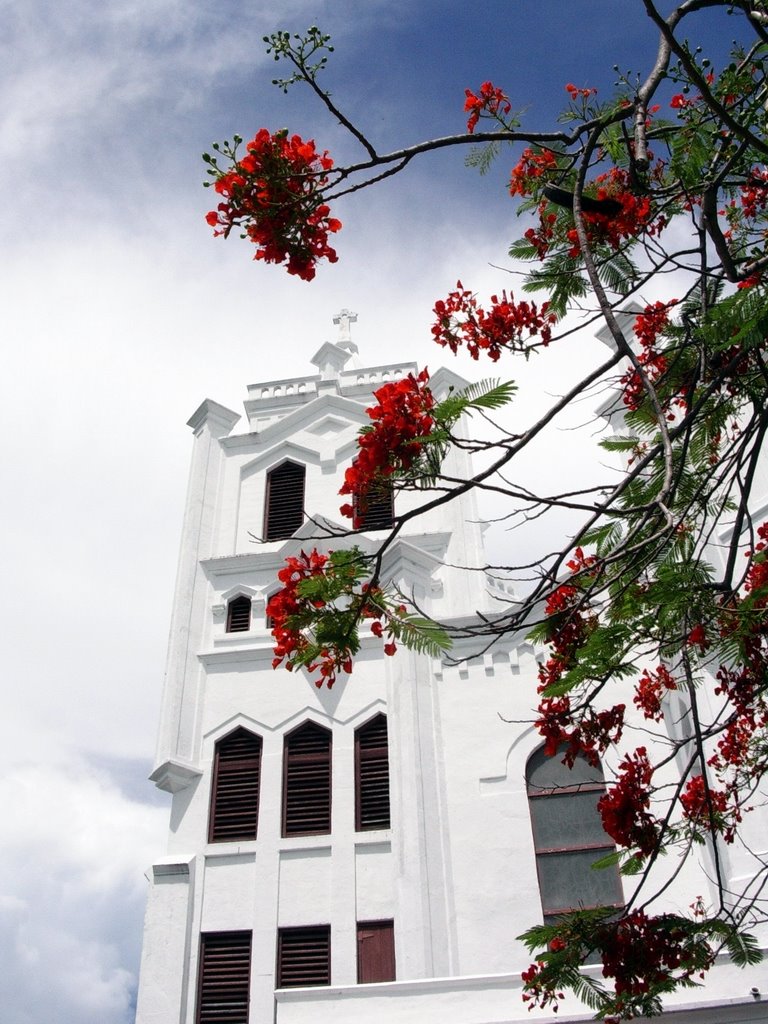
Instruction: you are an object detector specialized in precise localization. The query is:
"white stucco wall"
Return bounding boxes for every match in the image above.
[136,342,768,1024]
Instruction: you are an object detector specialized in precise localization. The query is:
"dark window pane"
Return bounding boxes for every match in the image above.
[527,745,606,792]
[537,848,623,915]
[529,790,607,850]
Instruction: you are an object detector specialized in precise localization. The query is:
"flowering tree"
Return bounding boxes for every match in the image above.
[205,2,768,1018]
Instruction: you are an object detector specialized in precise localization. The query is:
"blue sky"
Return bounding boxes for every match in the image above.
[0,2,752,1021]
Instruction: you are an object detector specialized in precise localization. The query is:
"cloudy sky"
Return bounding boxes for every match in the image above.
[0,2,748,1020]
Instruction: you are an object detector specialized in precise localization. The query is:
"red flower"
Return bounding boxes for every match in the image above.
[686,623,709,651]
[206,129,341,280]
[633,665,677,721]
[565,83,597,100]
[509,147,558,198]
[464,81,511,133]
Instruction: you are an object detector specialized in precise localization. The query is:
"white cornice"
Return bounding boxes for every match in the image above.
[149,758,203,793]
[186,399,240,437]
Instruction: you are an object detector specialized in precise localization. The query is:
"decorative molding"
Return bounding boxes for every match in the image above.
[186,399,240,437]
[151,855,194,880]
[149,759,203,793]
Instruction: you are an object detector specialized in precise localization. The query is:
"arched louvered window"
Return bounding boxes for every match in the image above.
[196,931,251,1024]
[264,461,305,541]
[526,746,622,924]
[354,485,394,531]
[209,728,262,843]
[276,925,331,988]
[226,595,251,632]
[282,722,332,836]
[355,714,390,831]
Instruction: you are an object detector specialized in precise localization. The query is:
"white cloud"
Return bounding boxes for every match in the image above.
[0,757,166,1024]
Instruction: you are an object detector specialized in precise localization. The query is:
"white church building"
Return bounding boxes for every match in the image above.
[135,314,767,1024]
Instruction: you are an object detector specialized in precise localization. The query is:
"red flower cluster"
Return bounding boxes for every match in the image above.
[339,369,435,522]
[464,81,511,133]
[598,911,713,1011]
[206,129,341,280]
[432,281,557,360]
[536,695,625,768]
[564,167,658,257]
[268,550,404,687]
[738,168,768,219]
[708,530,768,791]
[521,960,565,1013]
[680,775,732,838]
[686,623,710,651]
[521,165,665,261]
[509,147,559,198]
[620,300,677,411]
[536,548,599,692]
[268,549,341,682]
[598,747,659,858]
[633,664,678,721]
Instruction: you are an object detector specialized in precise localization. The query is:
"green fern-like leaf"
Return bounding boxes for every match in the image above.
[465,141,501,175]
[391,614,452,656]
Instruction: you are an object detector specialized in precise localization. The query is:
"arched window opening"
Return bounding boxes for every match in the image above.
[526,745,622,924]
[355,714,390,831]
[282,722,332,836]
[208,728,262,843]
[264,461,305,541]
[226,595,252,632]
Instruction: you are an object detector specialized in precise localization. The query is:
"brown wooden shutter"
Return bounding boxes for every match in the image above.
[277,926,331,987]
[226,595,251,632]
[209,728,262,843]
[196,931,251,1024]
[357,920,395,983]
[264,461,305,540]
[354,485,394,530]
[355,714,390,831]
[282,722,332,836]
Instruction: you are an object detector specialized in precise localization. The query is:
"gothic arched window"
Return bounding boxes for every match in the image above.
[264,461,305,541]
[226,595,251,632]
[526,745,622,924]
[355,714,390,831]
[282,722,332,836]
[208,728,262,843]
